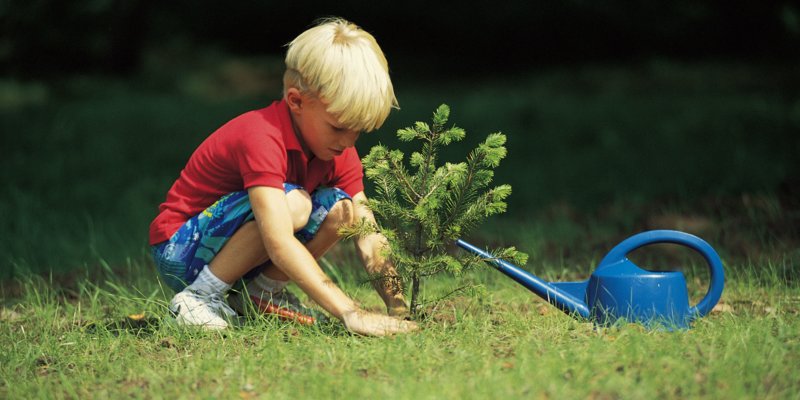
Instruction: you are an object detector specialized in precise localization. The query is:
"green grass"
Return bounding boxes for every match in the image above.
[1,255,798,399]
[2,60,798,398]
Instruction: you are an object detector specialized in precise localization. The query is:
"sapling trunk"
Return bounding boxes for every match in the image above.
[410,274,421,316]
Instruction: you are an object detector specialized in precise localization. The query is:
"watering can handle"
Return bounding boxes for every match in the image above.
[597,230,725,318]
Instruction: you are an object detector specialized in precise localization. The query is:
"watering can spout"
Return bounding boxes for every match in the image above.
[455,239,591,318]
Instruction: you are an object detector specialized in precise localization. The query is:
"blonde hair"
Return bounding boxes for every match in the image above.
[283,18,398,132]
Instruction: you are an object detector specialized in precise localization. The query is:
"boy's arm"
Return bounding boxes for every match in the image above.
[248,186,416,335]
[351,191,410,317]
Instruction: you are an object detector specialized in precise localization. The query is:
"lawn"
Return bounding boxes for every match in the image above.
[1,60,798,398]
[1,254,798,399]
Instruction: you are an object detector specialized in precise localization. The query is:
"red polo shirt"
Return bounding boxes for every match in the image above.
[148,100,364,245]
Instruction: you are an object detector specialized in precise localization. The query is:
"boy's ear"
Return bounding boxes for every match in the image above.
[285,88,304,113]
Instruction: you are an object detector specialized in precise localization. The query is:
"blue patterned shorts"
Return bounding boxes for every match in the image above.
[151,184,351,292]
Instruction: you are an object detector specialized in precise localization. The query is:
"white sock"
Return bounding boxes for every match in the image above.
[246,273,288,296]
[186,265,231,295]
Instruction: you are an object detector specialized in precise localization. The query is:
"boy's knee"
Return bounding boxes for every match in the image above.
[286,189,312,231]
[326,199,354,229]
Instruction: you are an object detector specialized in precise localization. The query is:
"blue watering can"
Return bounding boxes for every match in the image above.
[456,230,724,329]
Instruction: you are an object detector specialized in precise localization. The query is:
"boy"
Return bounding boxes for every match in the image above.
[149,18,417,336]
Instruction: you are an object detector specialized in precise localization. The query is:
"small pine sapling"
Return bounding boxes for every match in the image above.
[342,104,527,317]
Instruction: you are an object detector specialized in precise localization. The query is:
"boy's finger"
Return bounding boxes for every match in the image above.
[396,319,419,333]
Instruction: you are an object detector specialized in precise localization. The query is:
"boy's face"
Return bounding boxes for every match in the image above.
[286,89,361,161]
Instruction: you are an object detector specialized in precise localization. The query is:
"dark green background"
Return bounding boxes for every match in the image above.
[2,2,799,278]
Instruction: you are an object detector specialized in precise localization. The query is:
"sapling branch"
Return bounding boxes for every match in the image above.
[388,157,422,202]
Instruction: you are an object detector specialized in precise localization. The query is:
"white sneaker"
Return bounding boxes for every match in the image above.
[169,289,237,330]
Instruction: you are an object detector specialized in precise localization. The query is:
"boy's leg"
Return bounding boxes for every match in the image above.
[164,188,311,329]
[306,198,354,258]
[254,198,351,281]
[232,189,355,322]
[208,188,312,283]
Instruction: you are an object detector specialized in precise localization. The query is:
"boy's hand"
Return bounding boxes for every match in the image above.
[341,310,418,336]
[387,305,410,319]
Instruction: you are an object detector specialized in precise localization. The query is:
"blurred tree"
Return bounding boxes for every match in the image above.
[1,0,151,77]
[1,1,797,78]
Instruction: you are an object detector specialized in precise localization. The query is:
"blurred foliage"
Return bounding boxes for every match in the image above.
[2,1,799,78]
[1,0,150,76]
[378,62,800,212]
[1,0,798,279]
[1,59,797,278]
